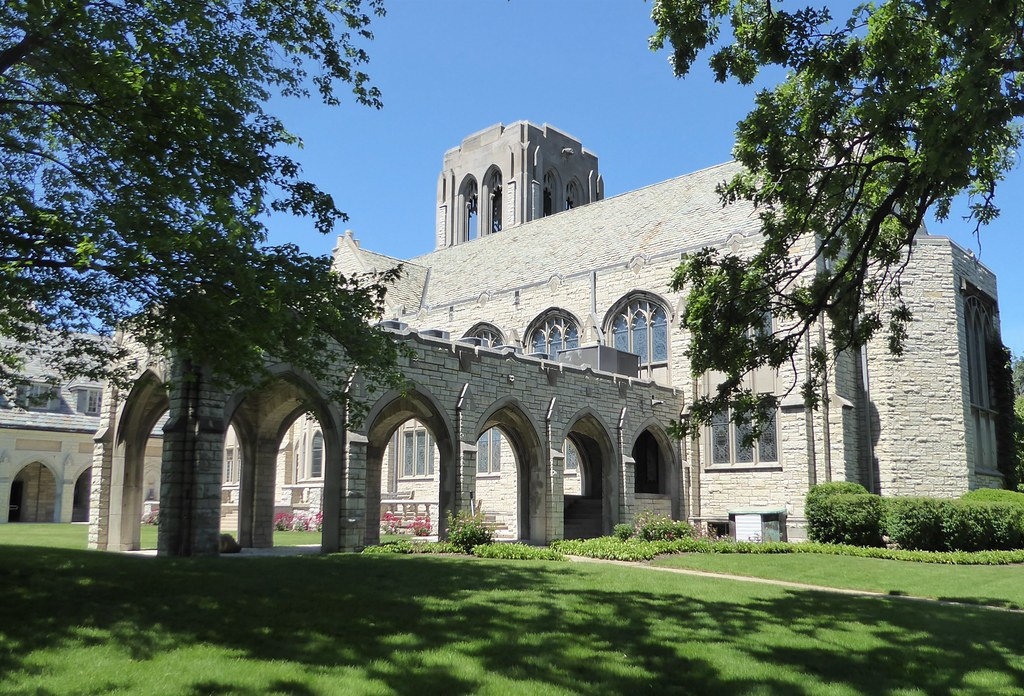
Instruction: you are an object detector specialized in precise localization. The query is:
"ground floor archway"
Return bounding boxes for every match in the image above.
[9,462,57,523]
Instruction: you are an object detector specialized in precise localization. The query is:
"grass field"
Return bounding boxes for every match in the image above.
[1,530,1024,693]
[0,522,323,550]
[654,552,1024,609]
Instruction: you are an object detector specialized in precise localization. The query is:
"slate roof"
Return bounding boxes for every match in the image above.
[0,342,103,433]
[406,161,758,307]
[354,247,428,310]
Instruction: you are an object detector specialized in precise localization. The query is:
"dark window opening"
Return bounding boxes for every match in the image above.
[632,430,663,494]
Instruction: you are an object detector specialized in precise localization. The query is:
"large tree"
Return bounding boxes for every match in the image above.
[650,0,1023,432]
[1,0,402,406]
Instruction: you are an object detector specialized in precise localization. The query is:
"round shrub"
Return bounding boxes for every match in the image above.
[805,482,872,544]
[446,511,493,552]
[613,523,633,541]
[632,511,693,541]
[883,497,946,551]
[808,493,884,547]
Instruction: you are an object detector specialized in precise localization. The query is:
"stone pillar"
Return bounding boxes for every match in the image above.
[544,449,564,543]
[455,441,478,515]
[621,455,636,524]
[157,363,224,557]
[363,442,382,547]
[340,433,367,552]
[237,436,256,547]
[251,436,278,548]
[57,479,75,523]
[321,428,344,553]
[0,478,10,525]
[88,435,113,548]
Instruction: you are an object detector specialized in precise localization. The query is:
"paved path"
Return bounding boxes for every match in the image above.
[568,555,1024,614]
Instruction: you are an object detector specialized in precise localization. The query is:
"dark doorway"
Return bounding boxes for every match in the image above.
[632,430,663,494]
[9,479,23,522]
[72,469,91,522]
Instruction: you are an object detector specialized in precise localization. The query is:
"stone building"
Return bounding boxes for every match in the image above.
[63,120,1007,554]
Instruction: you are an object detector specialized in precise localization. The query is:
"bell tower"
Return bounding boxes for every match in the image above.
[435,121,602,249]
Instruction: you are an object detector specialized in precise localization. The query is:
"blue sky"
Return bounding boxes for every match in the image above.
[265,0,1024,356]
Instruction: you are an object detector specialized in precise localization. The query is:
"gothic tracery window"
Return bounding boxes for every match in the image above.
[488,169,502,233]
[462,177,479,240]
[529,312,580,359]
[466,323,503,348]
[609,298,669,368]
[310,431,324,479]
[709,408,778,466]
[965,295,997,470]
[542,171,555,216]
[477,428,502,474]
[565,180,579,210]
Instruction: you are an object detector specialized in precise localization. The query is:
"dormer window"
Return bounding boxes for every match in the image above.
[76,388,102,415]
[16,383,60,411]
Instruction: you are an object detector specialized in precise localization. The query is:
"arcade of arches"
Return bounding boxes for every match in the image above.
[88,329,682,556]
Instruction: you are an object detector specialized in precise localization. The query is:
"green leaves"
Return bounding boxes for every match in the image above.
[652,0,1024,427]
[0,0,399,403]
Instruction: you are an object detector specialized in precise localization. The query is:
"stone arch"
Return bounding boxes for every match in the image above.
[362,387,457,545]
[107,369,169,550]
[8,460,58,522]
[223,365,343,551]
[561,407,619,538]
[473,396,546,542]
[71,466,92,523]
[628,418,681,519]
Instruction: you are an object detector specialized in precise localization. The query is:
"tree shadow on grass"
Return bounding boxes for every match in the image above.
[1,546,1023,694]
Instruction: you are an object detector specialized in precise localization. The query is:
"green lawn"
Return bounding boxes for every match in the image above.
[1,541,1023,693]
[654,553,1024,609]
[0,523,323,550]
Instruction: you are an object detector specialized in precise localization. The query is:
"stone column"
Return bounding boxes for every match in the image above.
[543,449,564,544]
[339,433,367,552]
[250,436,279,548]
[454,441,478,516]
[237,436,256,547]
[321,428,344,553]
[57,479,75,523]
[621,455,636,524]
[0,478,10,525]
[157,362,224,557]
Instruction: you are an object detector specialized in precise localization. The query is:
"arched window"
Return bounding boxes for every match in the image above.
[310,431,324,479]
[487,169,502,233]
[477,428,502,474]
[565,180,579,210]
[223,446,239,484]
[460,177,479,241]
[542,171,555,216]
[466,323,504,348]
[528,312,580,360]
[608,297,669,368]
[965,295,997,470]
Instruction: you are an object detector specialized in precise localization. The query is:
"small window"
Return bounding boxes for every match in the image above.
[76,388,102,415]
[565,180,580,210]
[310,432,324,478]
[223,447,239,484]
[400,425,435,478]
[708,408,779,467]
[465,323,504,348]
[17,383,60,411]
[477,428,502,474]
[564,439,580,472]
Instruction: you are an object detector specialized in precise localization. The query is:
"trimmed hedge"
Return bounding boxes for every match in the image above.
[942,501,1024,551]
[552,535,1024,565]
[884,497,945,551]
[961,488,1024,507]
[472,543,565,561]
[808,492,884,547]
[805,482,872,545]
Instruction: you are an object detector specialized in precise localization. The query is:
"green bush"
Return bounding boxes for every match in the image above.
[612,523,633,541]
[808,493,884,547]
[961,488,1024,507]
[446,511,494,552]
[941,501,1024,551]
[472,543,565,561]
[884,497,946,551]
[362,540,413,554]
[632,511,693,541]
[805,482,870,543]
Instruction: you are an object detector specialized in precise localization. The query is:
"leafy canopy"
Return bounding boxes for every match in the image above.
[650,0,1024,433]
[1,0,402,406]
